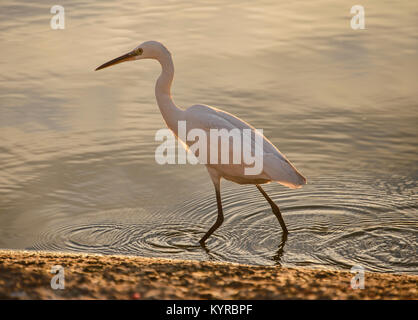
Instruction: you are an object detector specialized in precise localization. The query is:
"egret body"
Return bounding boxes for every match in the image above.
[96,41,307,245]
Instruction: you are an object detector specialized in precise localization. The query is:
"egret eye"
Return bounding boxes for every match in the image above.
[135,48,143,55]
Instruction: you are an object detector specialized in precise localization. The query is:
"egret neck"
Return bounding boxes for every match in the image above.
[155,51,183,136]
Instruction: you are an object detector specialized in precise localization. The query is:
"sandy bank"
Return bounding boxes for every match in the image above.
[0,249,416,299]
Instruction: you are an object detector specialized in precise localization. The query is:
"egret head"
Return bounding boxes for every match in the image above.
[95,41,171,71]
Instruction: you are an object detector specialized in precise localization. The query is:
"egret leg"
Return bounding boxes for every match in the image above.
[199,183,224,244]
[256,185,288,234]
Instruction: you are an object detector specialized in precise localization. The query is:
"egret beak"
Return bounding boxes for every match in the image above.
[95,51,136,71]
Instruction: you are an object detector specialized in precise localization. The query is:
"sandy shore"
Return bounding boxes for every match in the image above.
[0,249,416,299]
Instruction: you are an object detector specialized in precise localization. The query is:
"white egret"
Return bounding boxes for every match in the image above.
[95,41,307,244]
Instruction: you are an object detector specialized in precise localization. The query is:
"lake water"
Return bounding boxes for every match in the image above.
[0,0,417,274]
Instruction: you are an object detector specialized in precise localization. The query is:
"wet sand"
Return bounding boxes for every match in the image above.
[0,249,416,300]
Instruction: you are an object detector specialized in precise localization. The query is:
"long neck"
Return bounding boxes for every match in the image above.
[155,53,183,134]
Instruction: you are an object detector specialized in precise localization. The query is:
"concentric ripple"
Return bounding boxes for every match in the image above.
[31,173,418,274]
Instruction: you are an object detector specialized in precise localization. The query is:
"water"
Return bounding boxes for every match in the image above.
[0,0,417,274]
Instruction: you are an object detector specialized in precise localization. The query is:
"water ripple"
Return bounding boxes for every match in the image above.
[31,173,418,274]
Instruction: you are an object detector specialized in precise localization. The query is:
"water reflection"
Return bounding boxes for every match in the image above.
[272,233,288,265]
[0,0,417,274]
